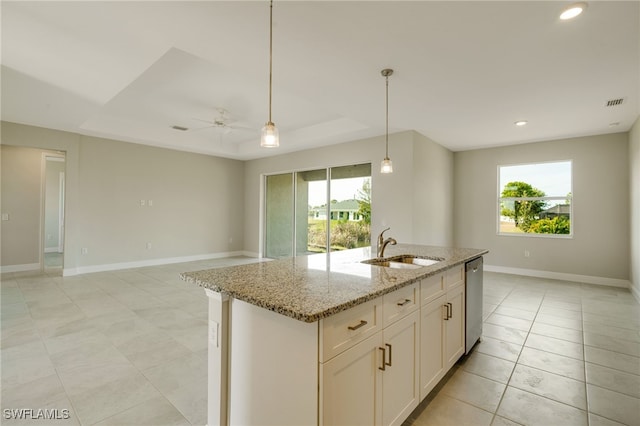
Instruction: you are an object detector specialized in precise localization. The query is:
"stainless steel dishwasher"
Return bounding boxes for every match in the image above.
[465,257,483,354]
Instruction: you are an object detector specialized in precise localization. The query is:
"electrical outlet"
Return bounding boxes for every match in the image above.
[148,200,153,206]
[140,199,146,206]
[146,242,152,250]
[81,248,88,255]
[524,250,530,258]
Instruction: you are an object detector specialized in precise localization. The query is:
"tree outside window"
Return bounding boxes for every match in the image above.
[498,161,572,236]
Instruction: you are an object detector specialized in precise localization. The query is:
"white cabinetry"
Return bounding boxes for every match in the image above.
[321,332,383,426]
[419,293,446,399]
[320,283,420,426]
[209,262,471,426]
[381,309,420,426]
[419,265,465,400]
[444,281,465,369]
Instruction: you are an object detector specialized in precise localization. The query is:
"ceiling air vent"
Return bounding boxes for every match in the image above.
[171,125,189,131]
[605,98,624,107]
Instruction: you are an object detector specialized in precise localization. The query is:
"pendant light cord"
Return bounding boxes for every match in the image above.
[268,0,273,123]
[385,74,389,158]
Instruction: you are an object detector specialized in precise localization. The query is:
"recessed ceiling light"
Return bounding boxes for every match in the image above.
[560,2,587,20]
[514,120,528,126]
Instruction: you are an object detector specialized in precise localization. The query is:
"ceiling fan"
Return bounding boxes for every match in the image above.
[188,108,256,135]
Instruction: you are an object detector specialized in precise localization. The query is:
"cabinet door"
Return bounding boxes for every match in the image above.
[420,294,446,400]
[444,283,465,369]
[382,310,420,426]
[321,332,383,426]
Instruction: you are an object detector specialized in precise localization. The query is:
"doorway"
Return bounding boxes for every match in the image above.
[43,155,66,271]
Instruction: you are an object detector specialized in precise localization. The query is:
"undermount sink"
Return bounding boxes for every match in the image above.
[362,254,444,269]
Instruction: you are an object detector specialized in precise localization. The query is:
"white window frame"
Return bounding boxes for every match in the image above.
[497,160,573,239]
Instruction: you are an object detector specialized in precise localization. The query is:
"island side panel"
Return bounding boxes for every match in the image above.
[228,298,319,426]
[205,290,230,426]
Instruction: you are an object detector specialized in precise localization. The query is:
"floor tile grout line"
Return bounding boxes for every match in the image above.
[492,285,596,425]
[581,290,640,423]
[7,266,206,426]
[579,293,591,426]
[486,284,533,426]
[583,357,640,378]
[24,275,85,426]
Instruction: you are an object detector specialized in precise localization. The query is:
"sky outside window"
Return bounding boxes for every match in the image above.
[499,161,572,196]
[309,177,368,206]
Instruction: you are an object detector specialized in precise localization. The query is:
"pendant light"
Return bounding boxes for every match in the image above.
[380,68,394,174]
[261,0,279,148]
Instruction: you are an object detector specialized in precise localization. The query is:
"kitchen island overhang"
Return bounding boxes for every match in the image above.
[180,244,488,426]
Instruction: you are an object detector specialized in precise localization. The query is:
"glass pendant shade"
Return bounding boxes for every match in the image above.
[380,157,393,174]
[261,121,279,148]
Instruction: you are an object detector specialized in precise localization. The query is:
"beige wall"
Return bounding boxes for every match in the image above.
[4,120,633,285]
[1,122,245,274]
[243,131,455,256]
[1,145,47,268]
[454,132,630,282]
[413,132,454,246]
[630,117,640,299]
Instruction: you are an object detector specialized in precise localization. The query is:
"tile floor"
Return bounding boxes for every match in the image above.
[2,261,639,425]
[1,257,257,426]
[406,272,640,426]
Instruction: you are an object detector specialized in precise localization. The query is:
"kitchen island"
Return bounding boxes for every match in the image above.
[181,244,487,426]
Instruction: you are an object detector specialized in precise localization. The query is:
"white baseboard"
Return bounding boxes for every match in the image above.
[485,264,631,289]
[1,263,40,273]
[631,283,640,304]
[63,251,247,276]
[241,250,260,258]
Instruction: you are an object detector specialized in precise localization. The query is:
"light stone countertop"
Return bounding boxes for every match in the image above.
[180,244,488,323]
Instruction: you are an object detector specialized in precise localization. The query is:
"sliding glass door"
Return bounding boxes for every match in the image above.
[264,163,371,258]
[328,164,371,252]
[297,169,327,256]
[265,173,294,258]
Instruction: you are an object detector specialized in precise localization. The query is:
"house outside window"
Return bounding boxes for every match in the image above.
[265,164,371,258]
[498,160,573,237]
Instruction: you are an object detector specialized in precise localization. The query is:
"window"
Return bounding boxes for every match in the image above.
[264,164,371,258]
[498,161,572,237]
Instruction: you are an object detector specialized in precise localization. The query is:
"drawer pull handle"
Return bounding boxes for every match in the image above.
[348,320,368,331]
[447,302,453,319]
[379,347,386,371]
[443,304,450,320]
[385,343,392,367]
[397,299,412,307]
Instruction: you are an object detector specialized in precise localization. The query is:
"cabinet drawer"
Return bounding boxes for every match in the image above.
[320,297,382,362]
[420,274,445,306]
[383,283,419,328]
[445,265,464,289]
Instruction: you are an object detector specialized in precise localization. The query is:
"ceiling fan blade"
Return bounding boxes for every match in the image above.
[228,124,258,133]
[192,118,217,125]
[189,125,216,132]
